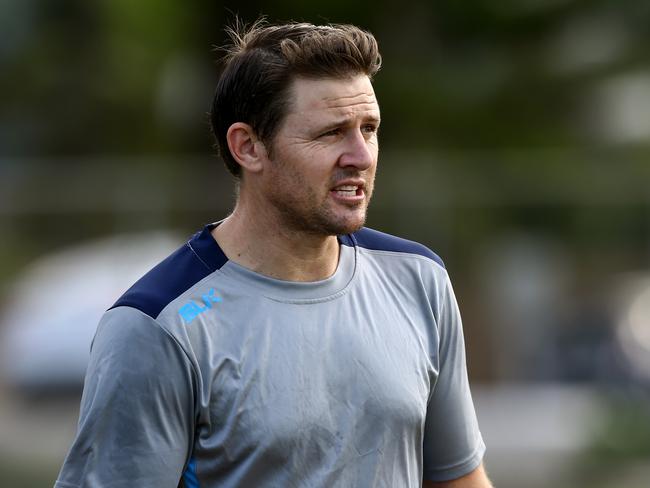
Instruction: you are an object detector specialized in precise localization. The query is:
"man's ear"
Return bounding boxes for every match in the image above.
[226,122,267,173]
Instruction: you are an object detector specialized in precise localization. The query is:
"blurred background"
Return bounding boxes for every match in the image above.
[2,0,650,486]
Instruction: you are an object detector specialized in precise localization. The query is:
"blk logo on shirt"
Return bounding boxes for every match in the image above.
[178,288,222,324]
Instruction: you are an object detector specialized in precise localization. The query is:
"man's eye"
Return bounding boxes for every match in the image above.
[320,128,341,138]
[362,124,379,135]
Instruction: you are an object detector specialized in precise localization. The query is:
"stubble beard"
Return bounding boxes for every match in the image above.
[267,175,374,237]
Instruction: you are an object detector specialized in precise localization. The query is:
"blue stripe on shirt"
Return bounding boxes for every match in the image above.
[182,456,200,488]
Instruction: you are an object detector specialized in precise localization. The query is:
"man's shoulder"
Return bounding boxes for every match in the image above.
[342,227,445,269]
[111,226,227,319]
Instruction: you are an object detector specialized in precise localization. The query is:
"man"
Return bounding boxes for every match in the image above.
[55,21,491,488]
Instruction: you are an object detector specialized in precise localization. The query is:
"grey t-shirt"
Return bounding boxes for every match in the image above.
[55,225,485,488]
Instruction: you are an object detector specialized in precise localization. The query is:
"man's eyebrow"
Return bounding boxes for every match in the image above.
[316,115,381,131]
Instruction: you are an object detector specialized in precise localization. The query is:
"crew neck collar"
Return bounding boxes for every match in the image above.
[189,223,357,302]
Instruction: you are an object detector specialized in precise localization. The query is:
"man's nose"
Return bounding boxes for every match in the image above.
[338,130,376,170]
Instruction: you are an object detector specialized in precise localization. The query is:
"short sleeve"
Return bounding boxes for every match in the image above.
[55,307,196,488]
[422,275,485,482]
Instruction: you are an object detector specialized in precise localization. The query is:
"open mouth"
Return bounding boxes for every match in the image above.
[333,185,362,197]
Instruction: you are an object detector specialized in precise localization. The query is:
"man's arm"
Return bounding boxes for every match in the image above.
[424,463,493,488]
[55,307,196,488]
[422,275,486,481]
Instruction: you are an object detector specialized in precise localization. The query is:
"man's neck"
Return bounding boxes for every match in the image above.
[211,206,340,282]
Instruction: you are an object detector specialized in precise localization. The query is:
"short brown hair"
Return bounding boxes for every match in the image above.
[210,19,382,177]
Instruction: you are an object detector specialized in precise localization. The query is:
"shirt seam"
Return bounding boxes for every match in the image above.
[123,306,201,474]
[186,241,213,272]
[137,306,198,377]
[110,305,201,412]
[263,287,351,304]
[357,247,447,273]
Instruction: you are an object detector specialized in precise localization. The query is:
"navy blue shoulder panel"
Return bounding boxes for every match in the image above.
[341,227,445,269]
[111,225,228,319]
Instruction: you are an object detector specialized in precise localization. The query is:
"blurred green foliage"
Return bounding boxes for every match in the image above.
[2,0,650,293]
[590,397,650,459]
[3,0,650,155]
[575,393,650,488]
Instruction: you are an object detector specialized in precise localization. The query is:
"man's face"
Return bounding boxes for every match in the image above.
[261,74,380,236]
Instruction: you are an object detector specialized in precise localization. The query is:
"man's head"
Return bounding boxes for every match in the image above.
[210,20,382,177]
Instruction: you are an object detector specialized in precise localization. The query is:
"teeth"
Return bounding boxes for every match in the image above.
[333,184,360,197]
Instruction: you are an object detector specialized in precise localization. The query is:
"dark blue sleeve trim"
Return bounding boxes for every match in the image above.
[111,225,228,319]
[341,227,445,269]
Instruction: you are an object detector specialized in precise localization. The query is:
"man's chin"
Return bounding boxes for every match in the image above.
[327,213,366,236]
[288,204,368,237]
